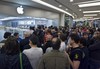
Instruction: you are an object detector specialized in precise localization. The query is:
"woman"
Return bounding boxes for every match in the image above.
[2,36,33,69]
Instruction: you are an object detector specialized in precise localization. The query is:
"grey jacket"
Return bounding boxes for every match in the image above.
[37,50,70,69]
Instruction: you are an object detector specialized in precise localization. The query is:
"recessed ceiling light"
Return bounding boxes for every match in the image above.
[70,0,73,2]
[79,9,82,11]
[84,14,97,16]
[78,2,100,7]
[59,5,62,7]
[66,8,68,10]
[83,10,100,13]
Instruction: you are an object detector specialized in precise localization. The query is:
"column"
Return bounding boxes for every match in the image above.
[59,13,65,26]
[68,16,73,28]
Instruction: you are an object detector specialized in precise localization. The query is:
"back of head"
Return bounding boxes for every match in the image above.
[4,36,19,55]
[69,33,80,44]
[30,34,38,46]
[14,32,19,37]
[24,31,31,38]
[52,37,61,50]
[60,34,66,42]
[4,32,11,39]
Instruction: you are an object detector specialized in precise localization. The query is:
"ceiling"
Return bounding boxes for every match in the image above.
[0,0,100,19]
[42,0,100,19]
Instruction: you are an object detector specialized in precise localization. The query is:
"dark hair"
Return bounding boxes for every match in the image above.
[60,34,66,41]
[4,36,20,55]
[83,32,88,36]
[80,38,86,46]
[30,34,38,45]
[4,32,11,39]
[52,38,61,50]
[14,32,19,36]
[70,34,80,44]
[46,29,51,34]
[30,26,34,30]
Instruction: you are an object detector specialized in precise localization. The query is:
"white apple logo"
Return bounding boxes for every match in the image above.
[17,6,24,14]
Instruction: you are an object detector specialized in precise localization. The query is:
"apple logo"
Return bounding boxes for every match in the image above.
[17,6,24,14]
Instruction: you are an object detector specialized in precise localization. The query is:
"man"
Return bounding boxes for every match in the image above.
[69,34,84,69]
[14,32,22,43]
[23,35,43,69]
[89,31,100,69]
[37,37,70,69]
[80,32,90,47]
[20,31,31,51]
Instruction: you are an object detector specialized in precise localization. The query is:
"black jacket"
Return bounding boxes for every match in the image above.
[0,54,7,69]
[89,40,100,61]
[0,53,33,69]
[20,37,30,52]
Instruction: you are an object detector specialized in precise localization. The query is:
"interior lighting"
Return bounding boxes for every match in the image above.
[84,14,97,16]
[83,10,100,13]
[32,0,74,18]
[78,2,100,7]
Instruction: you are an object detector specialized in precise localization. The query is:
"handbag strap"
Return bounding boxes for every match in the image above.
[20,53,23,69]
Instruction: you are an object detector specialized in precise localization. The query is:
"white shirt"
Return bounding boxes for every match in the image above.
[46,42,66,53]
[46,47,53,53]
[59,42,66,52]
[23,47,43,69]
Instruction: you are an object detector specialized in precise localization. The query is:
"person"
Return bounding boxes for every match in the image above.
[80,38,89,69]
[0,32,11,43]
[14,32,22,43]
[23,34,43,69]
[37,37,70,69]
[44,29,52,43]
[20,31,31,52]
[80,32,90,47]
[59,34,66,52]
[68,34,85,69]
[90,31,99,45]
[43,37,52,53]
[0,32,11,53]
[89,32,100,69]
[1,36,33,69]
[46,34,67,53]
[0,54,7,69]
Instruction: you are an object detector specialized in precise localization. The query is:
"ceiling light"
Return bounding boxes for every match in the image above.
[74,0,100,5]
[70,0,74,2]
[17,6,24,14]
[79,9,82,11]
[83,10,100,13]
[84,14,97,16]
[31,0,74,18]
[94,18,100,20]
[66,8,68,10]
[59,5,62,7]
[78,2,100,7]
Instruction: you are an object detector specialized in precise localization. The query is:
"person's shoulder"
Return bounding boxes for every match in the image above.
[36,47,43,52]
[23,49,31,54]
[72,48,83,55]
[42,52,52,58]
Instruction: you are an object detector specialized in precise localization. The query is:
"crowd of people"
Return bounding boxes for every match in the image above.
[0,26,100,69]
